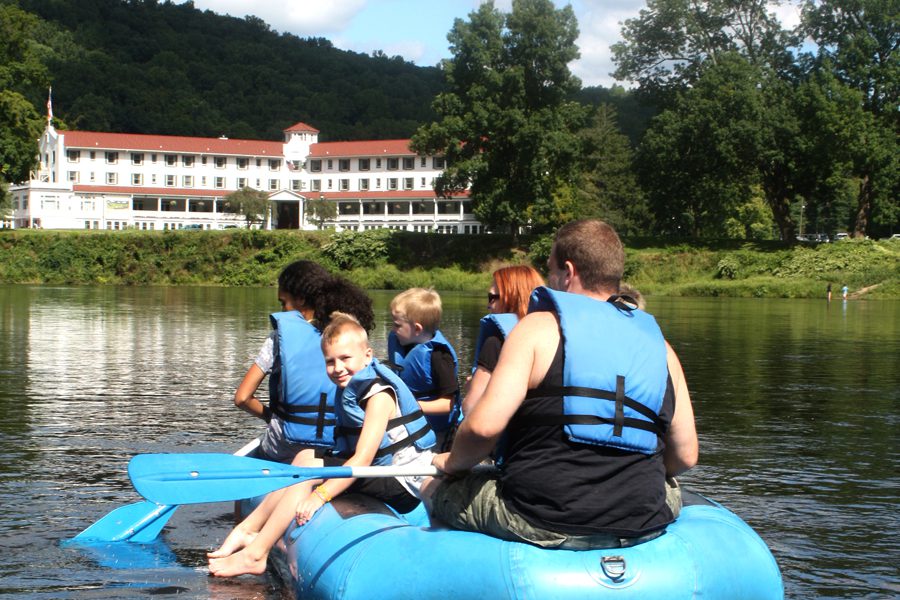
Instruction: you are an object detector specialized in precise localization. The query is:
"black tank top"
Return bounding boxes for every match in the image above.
[499,340,676,537]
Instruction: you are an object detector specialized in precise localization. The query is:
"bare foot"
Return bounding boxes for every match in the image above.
[208,547,268,577]
[207,527,257,558]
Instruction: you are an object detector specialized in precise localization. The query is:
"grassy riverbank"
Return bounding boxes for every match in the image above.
[1,229,897,298]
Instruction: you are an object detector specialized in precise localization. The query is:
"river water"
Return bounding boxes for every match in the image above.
[0,285,897,599]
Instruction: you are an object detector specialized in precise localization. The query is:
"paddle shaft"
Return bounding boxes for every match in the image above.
[129,453,450,505]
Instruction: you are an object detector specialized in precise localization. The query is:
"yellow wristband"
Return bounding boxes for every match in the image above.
[313,485,332,503]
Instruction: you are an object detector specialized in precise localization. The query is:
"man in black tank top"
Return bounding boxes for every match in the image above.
[421,220,699,549]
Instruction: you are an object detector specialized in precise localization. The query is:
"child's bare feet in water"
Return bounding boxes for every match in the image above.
[206,526,257,559]
[208,547,269,577]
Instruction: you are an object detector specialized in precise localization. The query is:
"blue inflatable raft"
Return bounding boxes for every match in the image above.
[251,489,783,599]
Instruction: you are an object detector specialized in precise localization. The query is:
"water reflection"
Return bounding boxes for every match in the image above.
[1,286,897,599]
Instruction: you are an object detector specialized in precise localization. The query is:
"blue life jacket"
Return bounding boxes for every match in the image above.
[387,330,460,432]
[523,287,669,454]
[471,313,519,374]
[334,358,436,466]
[268,311,336,448]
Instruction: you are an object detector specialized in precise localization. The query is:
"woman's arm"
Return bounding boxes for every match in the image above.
[233,364,269,421]
[663,342,699,477]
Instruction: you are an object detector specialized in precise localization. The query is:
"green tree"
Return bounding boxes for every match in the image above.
[800,0,899,237]
[574,105,649,236]
[411,0,585,233]
[225,187,271,227]
[637,55,805,239]
[612,0,797,103]
[305,196,337,229]
[0,4,48,190]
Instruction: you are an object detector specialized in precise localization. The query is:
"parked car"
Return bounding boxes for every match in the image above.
[834,232,850,241]
[887,234,900,241]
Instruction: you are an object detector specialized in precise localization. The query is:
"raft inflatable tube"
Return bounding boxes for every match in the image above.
[253,490,783,599]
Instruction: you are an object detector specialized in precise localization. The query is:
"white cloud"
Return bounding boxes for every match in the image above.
[189,0,367,35]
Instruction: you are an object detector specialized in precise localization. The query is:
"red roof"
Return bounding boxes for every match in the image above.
[62,131,283,156]
[73,184,231,198]
[309,140,416,158]
[315,190,469,200]
[284,122,319,133]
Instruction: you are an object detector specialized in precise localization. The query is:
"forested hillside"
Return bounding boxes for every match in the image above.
[14,0,446,140]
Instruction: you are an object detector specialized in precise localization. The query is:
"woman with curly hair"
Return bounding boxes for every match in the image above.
[233,260,374,463]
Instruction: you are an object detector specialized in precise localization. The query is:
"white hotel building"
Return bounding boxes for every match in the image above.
[7,120,481,233]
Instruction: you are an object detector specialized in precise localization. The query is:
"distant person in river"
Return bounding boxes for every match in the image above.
[462,265,545,417]
[827,283,832,302]
[208,313,436,577]
[842,284,849,300]
[233,260,374,463]
[421,219,698,549]
[387,288,460,449]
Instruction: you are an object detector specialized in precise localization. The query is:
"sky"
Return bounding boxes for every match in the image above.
[184,0,804,89]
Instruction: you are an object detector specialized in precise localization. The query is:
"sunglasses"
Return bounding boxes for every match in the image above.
[487,293,500,304]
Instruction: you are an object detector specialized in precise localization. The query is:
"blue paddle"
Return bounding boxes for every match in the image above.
[129,453,444,505]
[71,438,261,543]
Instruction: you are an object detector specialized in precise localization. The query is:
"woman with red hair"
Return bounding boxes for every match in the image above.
[462,265,544,416]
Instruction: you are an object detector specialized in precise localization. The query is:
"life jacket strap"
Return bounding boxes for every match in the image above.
[522,383,665,436]
[271,395,335,435]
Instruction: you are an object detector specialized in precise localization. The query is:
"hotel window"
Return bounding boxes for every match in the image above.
[201,176,207,186]
[201,156,207,165]
[82,199,96,211]
[421,177,427,187]
[432,157,445,169]
[89,172,96,182]
[269,179,278,190]
[404,178,414,190]
[106,172,117,184]
[376,178,382,188]
[420,157,426,167]
[327,159,333,170]
[182,156,194,168]
[68,171,79,183]
[291,179,302,191]
[183,175,193,187]
[166,174,175,186]
[387,158,399,170]
[311,179,321,191]
[214,156,226,168]
[338,159,350,171]
[269,159,281,170]
[164,154,176,166]
[89,151,96,160]
[132,173,142,185]
[151,154,157,163]
[67,150,80,162]
[290,160,302,170]
[215,177,225,189]
[237,157,249,170]
[339,179,350,191]
[132,153,143,165]
[256,159,262,167]
[237,177,247,188]
[105,152,118,164]
[376,158,382,168]
[388,178,398,190]
[359,178,369,191]
[309,159,322,172]
[358,158,370,171]
[403,157,414,170]
[327,179,333,189]
[151,174,157,184]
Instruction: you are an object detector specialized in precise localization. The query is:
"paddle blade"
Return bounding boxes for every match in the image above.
[128,453,353,505]
[71,501,176,543]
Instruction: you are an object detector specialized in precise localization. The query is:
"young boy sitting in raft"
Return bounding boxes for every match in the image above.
[208,312,436,578]
[387,288,460,449]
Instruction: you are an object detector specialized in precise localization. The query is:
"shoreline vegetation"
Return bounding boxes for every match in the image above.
[1,229,897,299]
